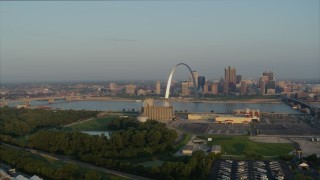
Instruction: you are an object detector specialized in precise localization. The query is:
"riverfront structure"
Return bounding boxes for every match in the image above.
[140,98,173,122]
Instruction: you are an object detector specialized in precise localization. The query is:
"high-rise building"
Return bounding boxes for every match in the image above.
[189,71,199,88]
[224,66,236,93]
[263,71,274,81]
[125,84,136,95]
[203,83,209,94]
[211,83,218,95]
[155,81,161,94]
[236,75,242,84]
[240,80,247,95]
[225,66,236,84]
[223,80,229,94]
[181,81,189,96]
[259,79,266,95]
[198,76,206,91]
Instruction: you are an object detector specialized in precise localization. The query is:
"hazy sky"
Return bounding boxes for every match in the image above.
[0,0,319,83]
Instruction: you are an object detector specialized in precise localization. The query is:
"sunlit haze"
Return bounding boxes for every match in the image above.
[0,0,319,82]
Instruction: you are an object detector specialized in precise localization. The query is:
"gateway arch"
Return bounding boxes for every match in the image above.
[165,63,198,99]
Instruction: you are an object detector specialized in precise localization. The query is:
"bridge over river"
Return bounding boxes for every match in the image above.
[283,97,320,119]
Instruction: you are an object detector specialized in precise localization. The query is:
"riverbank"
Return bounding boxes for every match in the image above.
[78,96,282,104]
[6,96,282,104]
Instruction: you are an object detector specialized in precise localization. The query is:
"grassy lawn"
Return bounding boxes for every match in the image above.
[172,133,192,152]
[63,116,116,131]
[204,135,294,156]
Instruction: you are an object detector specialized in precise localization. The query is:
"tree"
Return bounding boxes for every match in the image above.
[84,170,102,180]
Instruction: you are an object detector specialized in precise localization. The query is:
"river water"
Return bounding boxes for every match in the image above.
[9,100,300,113]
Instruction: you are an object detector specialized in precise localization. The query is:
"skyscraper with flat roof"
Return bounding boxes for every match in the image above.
[263,71,274,81]
[189,71,199,88]
[211,83,218,95]
[155,81,161,94]
[181,81,189,96]
[198,76,205,91]
[224,66,236,93]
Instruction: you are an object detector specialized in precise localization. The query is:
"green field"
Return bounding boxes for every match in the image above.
[63,116,116,131]
[204,135,294,157]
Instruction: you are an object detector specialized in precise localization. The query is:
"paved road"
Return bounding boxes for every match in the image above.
[0,142,151,180]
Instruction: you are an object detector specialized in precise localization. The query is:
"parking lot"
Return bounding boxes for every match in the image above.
[209,160,294,180]
[254,116,320,136]
[207,124,249,135]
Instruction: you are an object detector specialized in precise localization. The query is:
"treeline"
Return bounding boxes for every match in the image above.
[0,145,103,180]
[0,107,98,137]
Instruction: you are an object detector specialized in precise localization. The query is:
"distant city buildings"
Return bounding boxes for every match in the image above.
[1,65,318,102]
[155,81,161,95]
[224,66,236,94]
[125,84,136,95]
[181,81,190,96]
[198,76,206,91]
[211,83,219,95]
[109,83,117,92]
[189,71,199,88]
[259,71,275,95]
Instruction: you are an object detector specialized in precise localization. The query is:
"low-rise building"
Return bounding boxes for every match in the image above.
[188,113,217,120]
[211,145,221,154]
[182,145,194,155]
[215,116,259,124]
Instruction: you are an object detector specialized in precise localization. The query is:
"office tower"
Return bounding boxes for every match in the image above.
[181,81,189,96]
[155,81,161,94]
[224,66,236,93]
[236,75,242,84]
[225,66,236,84]
[203,83,209,94]
[240,80,247,95]
[223,80,229,94]
[109,83,117,91]
[269,80,276,89]
[211,83,218,95]
[125,84,136,95]
[189,71,199,87]
[259,79,266,95]
[198,76,205,91]
[263,71,274,81]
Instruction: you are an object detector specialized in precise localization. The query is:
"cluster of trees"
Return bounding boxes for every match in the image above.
[0,107,216,179]
[0,145,102,180]
[0,107,98,137]
[28,120,177,159]
[26,120,216,179]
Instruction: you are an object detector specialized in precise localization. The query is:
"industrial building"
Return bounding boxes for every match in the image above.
[233,108,261,117]
[188,113,217,120]
[140,98,173,123]
[215,115,259,124]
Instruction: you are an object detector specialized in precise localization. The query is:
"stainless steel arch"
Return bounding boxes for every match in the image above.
[165,63,198,99]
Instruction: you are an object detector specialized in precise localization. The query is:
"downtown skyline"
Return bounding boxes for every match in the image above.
[0,0,319,83]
